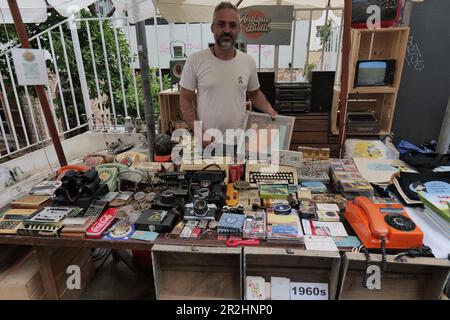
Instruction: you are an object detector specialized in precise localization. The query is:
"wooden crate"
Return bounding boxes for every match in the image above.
[152,244,242,300]
[338,252,450,300]
[332,27,410,138]
[243,247,341,300]
[54,248,94,300]
[158,89,192,134]
[348,27,409,92]
[0,251,45,300]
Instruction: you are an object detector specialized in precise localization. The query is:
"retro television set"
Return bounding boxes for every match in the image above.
[351,0,404,29]
[354,60,395,87]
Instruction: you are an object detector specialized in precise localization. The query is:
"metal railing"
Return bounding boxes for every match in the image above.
[0,15,142,160]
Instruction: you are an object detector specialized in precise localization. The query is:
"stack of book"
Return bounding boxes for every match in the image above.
[297,160,330,183]
[60,216,96,239]
[390,172,450,206]
[330,159,374,199]
[417,192,450,239]
[266,209,303,242]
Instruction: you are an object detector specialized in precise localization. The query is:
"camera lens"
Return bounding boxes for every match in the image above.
[193,199,208,216]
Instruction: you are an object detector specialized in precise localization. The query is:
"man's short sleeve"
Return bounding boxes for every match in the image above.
[180,55,197,91]
[247,57,260,92]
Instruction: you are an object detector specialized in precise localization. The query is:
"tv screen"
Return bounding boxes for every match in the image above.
[355,60,395,87]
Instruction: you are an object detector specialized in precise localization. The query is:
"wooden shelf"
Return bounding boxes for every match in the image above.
[337,27,410,137]
[349,86,397,94]
[346,130,389,136]
[356,27,410,33]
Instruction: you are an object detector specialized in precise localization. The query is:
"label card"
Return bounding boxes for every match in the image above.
[290,282,328,300]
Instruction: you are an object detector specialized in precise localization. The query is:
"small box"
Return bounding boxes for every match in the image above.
[134,209,177,233]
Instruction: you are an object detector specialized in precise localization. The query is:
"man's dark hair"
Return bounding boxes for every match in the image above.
[213,1,239,23]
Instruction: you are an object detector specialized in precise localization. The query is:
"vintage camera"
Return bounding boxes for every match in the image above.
[152,190,184,210]
[190,171,226,208]
[157,172,189,198]
[183,198,217,221]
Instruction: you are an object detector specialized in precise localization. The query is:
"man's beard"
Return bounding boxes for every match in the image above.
[216,34,234,50]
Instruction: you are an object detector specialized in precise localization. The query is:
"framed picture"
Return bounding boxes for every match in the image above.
[237,111,295,157]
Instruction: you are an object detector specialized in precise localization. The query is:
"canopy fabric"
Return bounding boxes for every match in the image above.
[0,0,47,23]
[112,0,156,24]
[152,0,345,23]
[0,0,155,23]
[47,0,97,17]
[0,0,97,23]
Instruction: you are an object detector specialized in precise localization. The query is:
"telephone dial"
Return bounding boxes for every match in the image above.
[344,197,423,249]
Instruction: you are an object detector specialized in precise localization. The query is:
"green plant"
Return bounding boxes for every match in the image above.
[319,18,334,48]
[127,68,171,122]
[302,62,317,80]
[0,8,153,129]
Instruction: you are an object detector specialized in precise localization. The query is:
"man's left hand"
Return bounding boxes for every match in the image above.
[267,108,278,120]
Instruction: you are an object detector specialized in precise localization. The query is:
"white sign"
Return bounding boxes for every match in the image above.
[290,282,328,300]
[11,48,49,86]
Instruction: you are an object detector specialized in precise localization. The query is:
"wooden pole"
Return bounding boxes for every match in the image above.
[337,0,352,158]
[7,0,67,166]
[136,21,155,161]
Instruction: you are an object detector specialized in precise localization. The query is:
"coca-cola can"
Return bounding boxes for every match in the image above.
[229,164,243,183]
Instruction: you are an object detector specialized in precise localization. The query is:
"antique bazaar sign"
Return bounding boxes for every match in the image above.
[239,5,293,45]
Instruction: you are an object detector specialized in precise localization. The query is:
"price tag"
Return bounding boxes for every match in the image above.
[290,282,328,300]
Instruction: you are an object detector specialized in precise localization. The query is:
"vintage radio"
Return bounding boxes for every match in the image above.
[347,112,381,134]
[274,82,311,114]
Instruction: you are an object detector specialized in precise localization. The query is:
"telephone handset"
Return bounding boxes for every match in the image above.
[96,163,129,173]
[353,197,389,239]
[345,196,423,249]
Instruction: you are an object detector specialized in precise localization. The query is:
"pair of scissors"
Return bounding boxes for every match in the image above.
[226,238,260,247]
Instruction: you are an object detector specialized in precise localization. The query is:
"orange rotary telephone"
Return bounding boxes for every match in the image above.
[344,197,423,249]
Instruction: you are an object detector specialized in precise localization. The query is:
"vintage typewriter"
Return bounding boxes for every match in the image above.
[245,164,298,187]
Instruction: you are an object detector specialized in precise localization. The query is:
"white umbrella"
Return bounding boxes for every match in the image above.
[0,0,47,23]
[0,0,157,24]
[152,0,345,23]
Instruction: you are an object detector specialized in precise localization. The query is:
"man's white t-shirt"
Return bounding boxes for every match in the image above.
[180,48,260,133]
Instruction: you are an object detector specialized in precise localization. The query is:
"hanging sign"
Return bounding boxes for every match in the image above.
[11,48,49,86]
[239,5,293,45]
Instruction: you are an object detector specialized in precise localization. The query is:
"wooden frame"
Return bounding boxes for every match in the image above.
[338,252,450,300]
[151,244,242,300]
[243,247,341,300]
[239,111,295,157]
